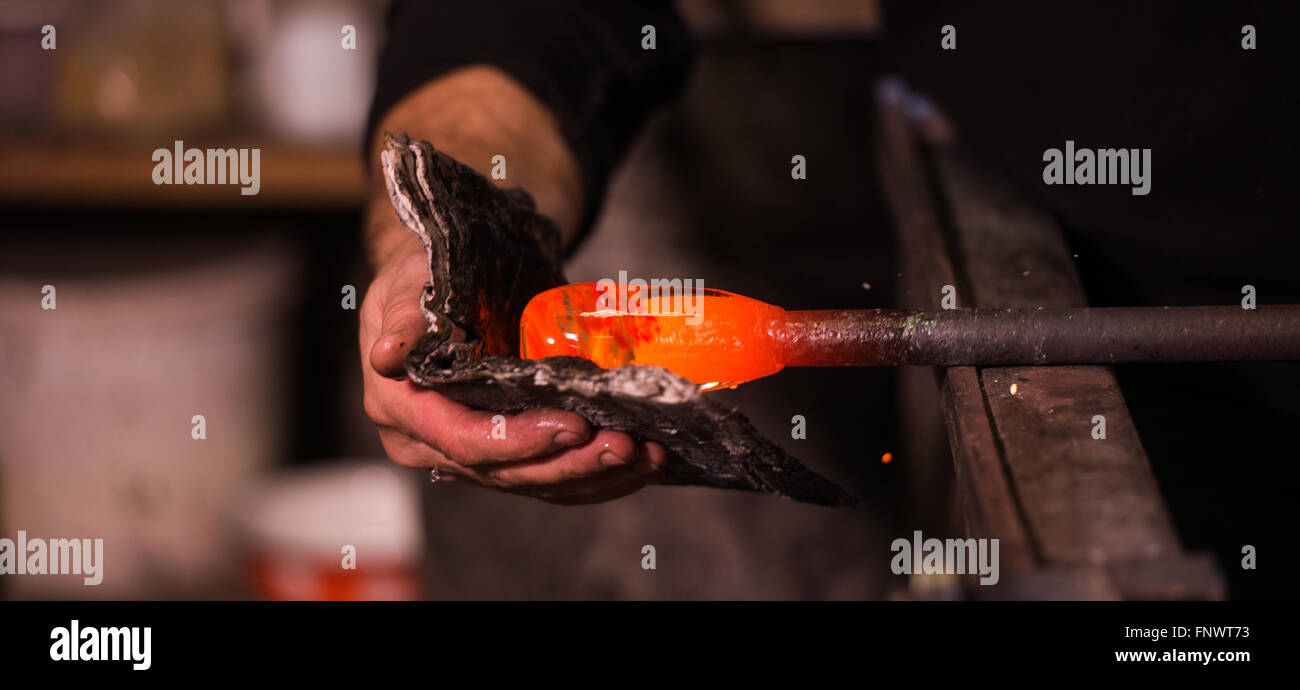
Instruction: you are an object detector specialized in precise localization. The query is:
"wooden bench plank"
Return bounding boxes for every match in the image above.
[876,78,1224,599]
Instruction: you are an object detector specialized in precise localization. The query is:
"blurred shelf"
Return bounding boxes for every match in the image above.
[0,138,367,210]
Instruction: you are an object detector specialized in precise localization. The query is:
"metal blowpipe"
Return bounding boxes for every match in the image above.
[519,283,1300,387]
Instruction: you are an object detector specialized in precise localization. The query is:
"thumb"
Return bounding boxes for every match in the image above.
[369,290,429,379]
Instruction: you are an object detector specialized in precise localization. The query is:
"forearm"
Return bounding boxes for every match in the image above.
[364,64,585,271]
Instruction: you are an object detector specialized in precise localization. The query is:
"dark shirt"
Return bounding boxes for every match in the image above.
[368,0,693,233]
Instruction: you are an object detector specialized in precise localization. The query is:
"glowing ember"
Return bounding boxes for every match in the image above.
[881,452,893,464]
[1009,383,1019,395]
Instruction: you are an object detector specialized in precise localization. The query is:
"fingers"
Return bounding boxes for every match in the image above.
[494,440,669,504]
[412,396,591,465]
[370,380,592,465]
[377,399,669,505]
[532,441,669,505]
[478,429,639,486]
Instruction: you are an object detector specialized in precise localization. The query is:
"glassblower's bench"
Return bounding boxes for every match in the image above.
[877,78,1233,600]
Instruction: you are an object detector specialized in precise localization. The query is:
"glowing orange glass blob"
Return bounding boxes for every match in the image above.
[519,282,787,388]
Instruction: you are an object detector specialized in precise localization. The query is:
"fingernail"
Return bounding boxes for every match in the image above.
[553,431,584,447]
[599,450,631,467]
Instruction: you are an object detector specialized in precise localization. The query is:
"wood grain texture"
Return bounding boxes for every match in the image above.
[876,79,1038,574]
[879,78,1224,598]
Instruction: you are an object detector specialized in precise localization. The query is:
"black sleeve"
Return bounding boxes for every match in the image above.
[367,0,695,233]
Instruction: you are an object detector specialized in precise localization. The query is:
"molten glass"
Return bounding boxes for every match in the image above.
[520,282,791,388]
[523,288,1300,381]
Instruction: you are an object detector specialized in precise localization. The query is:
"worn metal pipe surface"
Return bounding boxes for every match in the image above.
[779,305,1300,366]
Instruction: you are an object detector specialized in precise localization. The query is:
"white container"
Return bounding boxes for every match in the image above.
[231,0,381,144]
[0,237,299,599]
[232,460,422,601]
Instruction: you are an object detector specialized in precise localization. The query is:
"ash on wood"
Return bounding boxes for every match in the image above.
[380,132,856,506]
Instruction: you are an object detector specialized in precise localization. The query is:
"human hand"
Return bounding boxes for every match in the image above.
[360,242,667,504]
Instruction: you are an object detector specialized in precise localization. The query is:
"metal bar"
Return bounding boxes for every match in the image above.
[781,305,1300,367]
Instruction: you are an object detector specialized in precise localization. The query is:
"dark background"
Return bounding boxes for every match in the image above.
[1,0,1294,600]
